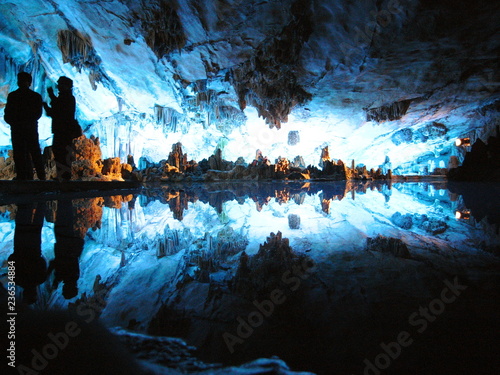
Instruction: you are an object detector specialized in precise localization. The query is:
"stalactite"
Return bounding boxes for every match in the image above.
[154,105,186,133]
[184,84,246,132]
[140,0,186,58]
[0,47,49,99]
[365,99,412,122]
[0,47,20,87]
[57,29,103,90]
[57,29,100,70]
[230,0,313,129]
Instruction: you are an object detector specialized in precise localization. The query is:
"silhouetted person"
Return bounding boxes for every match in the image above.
[48,199,84,299]
[8,203,47,304]
[43,76,81,181]
[3,72,46,180]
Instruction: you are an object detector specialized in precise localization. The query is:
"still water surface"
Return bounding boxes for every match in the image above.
[1,181,499,374]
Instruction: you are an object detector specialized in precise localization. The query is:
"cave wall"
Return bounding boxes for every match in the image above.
[0,0,498,172]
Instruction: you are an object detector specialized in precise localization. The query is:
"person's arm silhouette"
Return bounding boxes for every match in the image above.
[43,87,57,116]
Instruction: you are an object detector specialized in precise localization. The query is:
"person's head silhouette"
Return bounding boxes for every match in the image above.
[57,76,73,92]
[17,71,32,89]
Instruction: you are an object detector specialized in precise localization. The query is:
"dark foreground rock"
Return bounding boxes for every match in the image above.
[112,328,315,375]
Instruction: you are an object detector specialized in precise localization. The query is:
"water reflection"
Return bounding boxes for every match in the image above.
[1,181,499,300]
[10,203,46,304]
[49,199,85,299]
[0,181,499,374]
[2,195,135,305]
[141,180,398,217]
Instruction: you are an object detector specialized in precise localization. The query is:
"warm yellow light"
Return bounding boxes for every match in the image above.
[455,210,471,220]
[455,138,471,147]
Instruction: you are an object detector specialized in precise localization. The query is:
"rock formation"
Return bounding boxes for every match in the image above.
[0,0,497,174]
[448,126,500,181]
[366,235,411,259]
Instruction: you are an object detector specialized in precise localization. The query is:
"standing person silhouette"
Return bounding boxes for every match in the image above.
[43,76,81,181]
[3,72,46,180]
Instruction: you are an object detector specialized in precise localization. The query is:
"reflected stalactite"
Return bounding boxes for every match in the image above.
[69,274,111,322]
[139,180,394,218]
[274,189,290,204]
[291,192,306,205]
[366,235,411,258]
[231,231,309,299]
[168,227,248,284]
[157,226,193,258]
[321,198,331,214]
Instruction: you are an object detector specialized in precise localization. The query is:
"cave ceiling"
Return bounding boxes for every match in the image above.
[0,0,499,171]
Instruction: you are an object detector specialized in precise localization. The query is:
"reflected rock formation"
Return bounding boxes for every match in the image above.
[1,182,499,375]
[140,180,395,219]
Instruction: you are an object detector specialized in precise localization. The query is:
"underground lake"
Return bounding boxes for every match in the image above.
[1,180,498,375]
